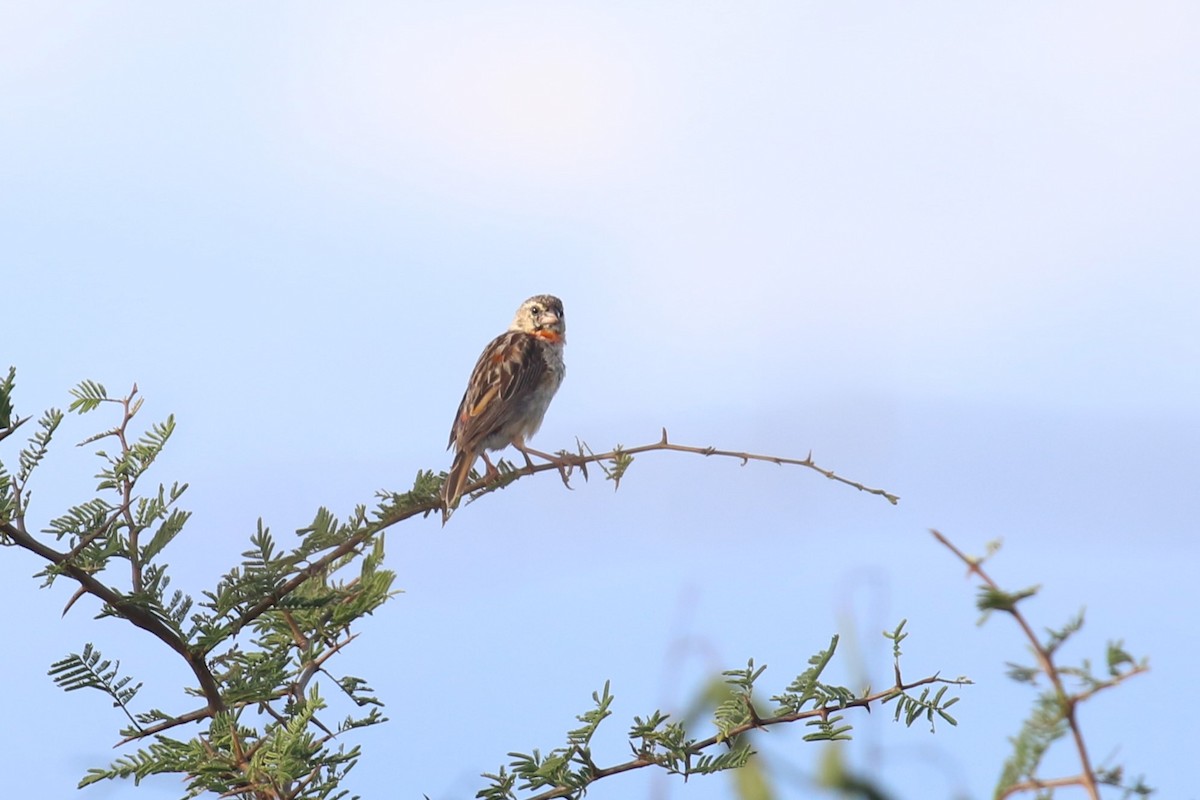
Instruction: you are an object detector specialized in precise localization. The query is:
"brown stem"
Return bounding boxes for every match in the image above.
[114,630,363,746]
[115,704,218,746]
[523,673,967,800]
[931,529,1099,800]
[1,519,225,713]
[0,414,30,443]
[464,428,900,507]
[9,417,898,752]
[1072,664,1149,704]
[116,385,144,595]
[998,774,1087,799]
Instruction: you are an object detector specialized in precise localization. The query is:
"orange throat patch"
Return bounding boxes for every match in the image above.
[533,330,563,344]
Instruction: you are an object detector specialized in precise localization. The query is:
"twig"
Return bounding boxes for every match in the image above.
[297,633,358,696]
[115,704,219,747]
[998,774,1088,799]
[1,519,225,714]
[0,414,30,443]
[1072,664,1150,705]
[932,529,1100,800]
[522,673,969,800]
[113,385,145,595]
[231,430,898,643]
[648,428,898,504]
[464,428,900,508]
[8,400,901,753]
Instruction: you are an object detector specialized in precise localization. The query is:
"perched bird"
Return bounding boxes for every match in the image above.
[441,294,567,522]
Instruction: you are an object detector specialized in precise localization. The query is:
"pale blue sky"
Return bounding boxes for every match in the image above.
[2,3,1197,799]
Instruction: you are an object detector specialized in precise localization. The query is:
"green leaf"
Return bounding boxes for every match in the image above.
[1106,640,1136,676]
[976,584,1040,615]
[17,409,64,484]
[142,506,190,562]
[49,644,142,729]
[68,380,109,414]
[0,366,15,429]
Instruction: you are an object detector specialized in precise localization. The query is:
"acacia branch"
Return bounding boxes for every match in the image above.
[632,429,899,503]
[115,704,218,746]
[0,414,29,443]
[1072,664,1150,705]
[0,519,225,713]
[225,429,896,644]
[522,673,968,800]
[998,774,1088,800]
[470,428,900,505]
[8,406,900,748]
[208,517,413,654]
[113,386,145,594]
[932,529,1109,800]
[117,631,363,746]
[297,633,358,696]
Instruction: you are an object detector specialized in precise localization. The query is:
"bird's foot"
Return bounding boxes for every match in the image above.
[481,452,501,481]
[515,444,583,489]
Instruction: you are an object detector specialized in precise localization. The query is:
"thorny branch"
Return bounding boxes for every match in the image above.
[0,414,29,443]
[113,387,146,595]
[463,427,900,507]
[228,428,898,641]
[931,529,1149,800]
[520,673,970,800]
[0,518,225,713]
[60,388,148,616]
[3,392,900,748]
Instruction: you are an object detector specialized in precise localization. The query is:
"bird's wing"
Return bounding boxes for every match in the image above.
[449,331,547,452]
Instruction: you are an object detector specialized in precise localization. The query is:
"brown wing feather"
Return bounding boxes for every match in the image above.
[448,332,547,454]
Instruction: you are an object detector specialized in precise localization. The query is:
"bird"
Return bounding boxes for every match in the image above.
[441,294,567,522]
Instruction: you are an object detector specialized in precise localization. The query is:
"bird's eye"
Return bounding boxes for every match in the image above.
[531,306,541,315]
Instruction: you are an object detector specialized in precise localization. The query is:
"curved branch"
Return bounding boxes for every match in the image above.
[467,428,900,506]
[0,414,30,443]
[643,428,899,504]
[523,673,968,800]
[208,507,426,652]
[8,419,899,738]
[998,775,1087,800]
[932,530,1100,800]
[0,519,225,713]
[224,430,897,643]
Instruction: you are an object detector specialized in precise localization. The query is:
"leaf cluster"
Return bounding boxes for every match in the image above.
[991,600,1150,800]
[0,374,411,798]
[5,371,1153,800]
[478,627,968,800]
[932,532,1152,800]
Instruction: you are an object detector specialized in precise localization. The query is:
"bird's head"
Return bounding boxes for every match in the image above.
[511,295,566,343]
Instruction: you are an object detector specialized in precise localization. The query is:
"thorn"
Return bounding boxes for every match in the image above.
[62,585,87,617]
[660,427,669,444]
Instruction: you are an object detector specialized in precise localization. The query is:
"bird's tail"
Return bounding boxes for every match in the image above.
[441,449,476,524]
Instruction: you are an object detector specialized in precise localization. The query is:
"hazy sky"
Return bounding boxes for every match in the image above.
[3,4,1197,799]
